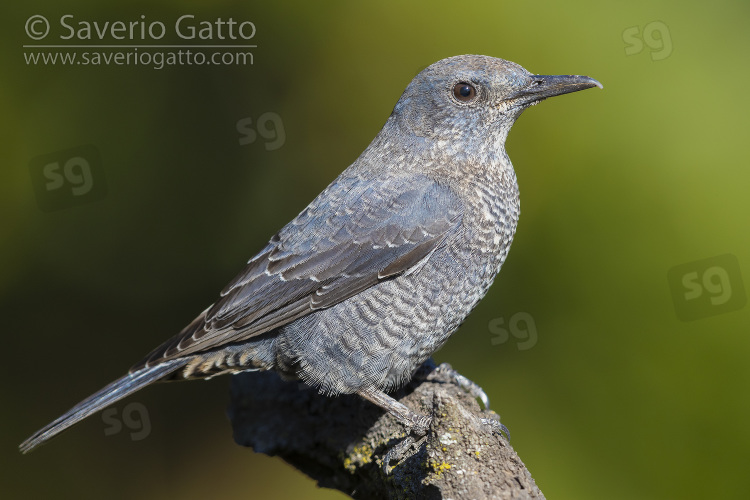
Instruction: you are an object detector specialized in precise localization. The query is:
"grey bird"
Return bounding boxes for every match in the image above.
[20,55,601,453]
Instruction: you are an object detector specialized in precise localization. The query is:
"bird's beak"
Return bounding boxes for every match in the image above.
[509,74,602,106]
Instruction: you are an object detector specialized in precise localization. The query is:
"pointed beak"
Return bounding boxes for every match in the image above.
[510,74,602,105]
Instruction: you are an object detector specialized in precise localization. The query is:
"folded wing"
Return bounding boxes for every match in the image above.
[136,173,463,370]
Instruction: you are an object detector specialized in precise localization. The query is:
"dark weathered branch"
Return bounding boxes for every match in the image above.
[228,362,545,499]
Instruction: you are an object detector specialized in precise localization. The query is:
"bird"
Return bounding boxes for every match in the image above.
[20,54,601,453]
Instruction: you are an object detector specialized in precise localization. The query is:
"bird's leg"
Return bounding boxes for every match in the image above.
[357,369,510,473]
[357,386,431,434]
[356,386,432,473]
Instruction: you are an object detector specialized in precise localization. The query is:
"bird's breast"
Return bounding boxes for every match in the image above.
[460,166,520,274]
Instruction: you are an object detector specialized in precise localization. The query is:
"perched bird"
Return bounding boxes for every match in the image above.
[20,55,601,453]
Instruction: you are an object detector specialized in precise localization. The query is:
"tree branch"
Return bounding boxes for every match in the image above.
[228,361,545,499]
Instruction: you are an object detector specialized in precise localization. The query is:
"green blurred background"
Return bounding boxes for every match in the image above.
[2,1,749,498]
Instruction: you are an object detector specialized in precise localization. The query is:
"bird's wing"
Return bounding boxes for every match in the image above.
[137,173,463,369]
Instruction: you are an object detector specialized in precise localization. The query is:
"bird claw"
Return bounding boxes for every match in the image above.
[424,361,491,409]
[382,432,428,474]
[480,416,511,441]
[433,364,509,440]
[381,409,509,475]
[421,361,508,440]
[447,369,491,409]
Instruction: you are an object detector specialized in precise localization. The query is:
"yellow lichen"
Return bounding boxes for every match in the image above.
[432,461,452,477]
[343,443,374,472]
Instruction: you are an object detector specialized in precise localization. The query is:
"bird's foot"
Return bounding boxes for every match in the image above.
[357,368,508,474]
[417,360,510,440]
[480,414,511,441]
[357,386,432,473]
[382,431,428,474]
[377,402,510,474]
[417,360,490,409]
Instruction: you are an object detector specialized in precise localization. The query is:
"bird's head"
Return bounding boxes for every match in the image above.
[388,54,602,162]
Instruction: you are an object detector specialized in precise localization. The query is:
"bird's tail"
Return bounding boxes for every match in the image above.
[19,358,189,454]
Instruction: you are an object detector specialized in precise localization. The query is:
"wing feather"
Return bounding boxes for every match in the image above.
[137,173,462,369]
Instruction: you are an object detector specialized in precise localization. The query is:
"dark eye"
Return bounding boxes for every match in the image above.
[453,82,477,102]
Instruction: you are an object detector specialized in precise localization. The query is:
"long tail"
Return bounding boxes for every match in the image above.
[19,359,189,454]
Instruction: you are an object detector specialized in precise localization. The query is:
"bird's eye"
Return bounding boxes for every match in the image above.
[453,82,477,102]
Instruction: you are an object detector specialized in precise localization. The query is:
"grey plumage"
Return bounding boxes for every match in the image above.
[20,55,601,454]
[20,360,189,452]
